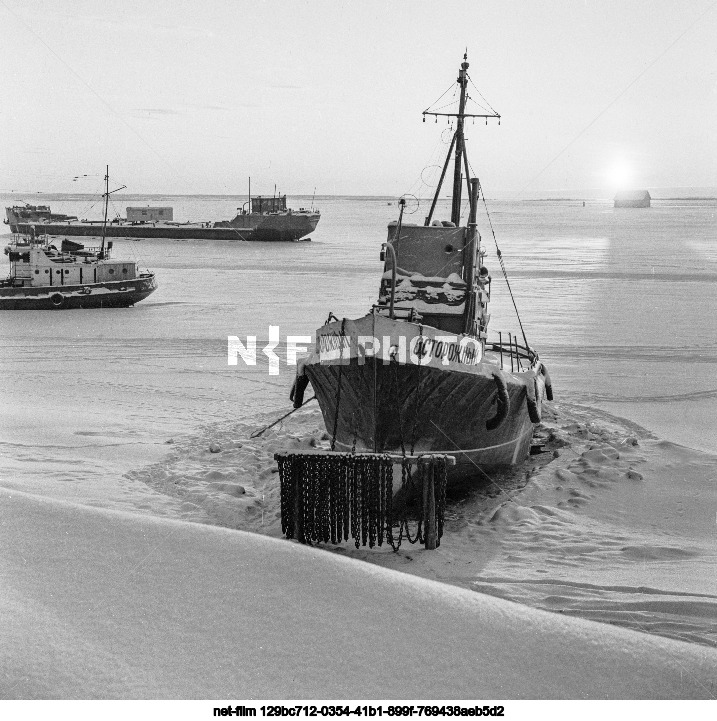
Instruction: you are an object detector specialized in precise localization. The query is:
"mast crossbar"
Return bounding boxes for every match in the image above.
[423,111,500,119]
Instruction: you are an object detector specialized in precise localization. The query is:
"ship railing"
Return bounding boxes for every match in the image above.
[372,303,423,323]
[45,246,105,264]
[12,232,49,246]
[486,330,536,372]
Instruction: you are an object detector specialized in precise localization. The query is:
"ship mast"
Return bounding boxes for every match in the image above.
[101,165,109,258]
[423,53,500,227]
[450,56,469,225]
[99,166,126,259]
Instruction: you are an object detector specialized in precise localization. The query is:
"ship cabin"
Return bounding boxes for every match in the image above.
[126,207,173,223]
[377,221,490,338]
[251,195,287,214]
[2,237,136,288]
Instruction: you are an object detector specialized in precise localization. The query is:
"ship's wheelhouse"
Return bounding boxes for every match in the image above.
[3,237,137,288]
[377,222,486,336]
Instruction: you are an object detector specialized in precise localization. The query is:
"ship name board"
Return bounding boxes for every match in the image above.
[318,332,482,366]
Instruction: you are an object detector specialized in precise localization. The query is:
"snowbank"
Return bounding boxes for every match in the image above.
[1,486,715,700]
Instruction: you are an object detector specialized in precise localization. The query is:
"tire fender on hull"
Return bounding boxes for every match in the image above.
[525,371,544,424]
[539,362,553,401]
[50,292,66,309]
[486,372,510,431]
[290,359,310,409]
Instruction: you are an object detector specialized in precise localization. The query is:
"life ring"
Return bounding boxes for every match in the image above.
[526,374,542,424]
[486,372,510,431]
[50,293,65,308]
[539,363,553,401]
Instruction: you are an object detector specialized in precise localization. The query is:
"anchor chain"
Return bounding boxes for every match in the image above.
[278,455,294,538]
[276,453,449,551]
[435,458,448,545]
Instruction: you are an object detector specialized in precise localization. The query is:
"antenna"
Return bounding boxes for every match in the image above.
[422,54,500,226]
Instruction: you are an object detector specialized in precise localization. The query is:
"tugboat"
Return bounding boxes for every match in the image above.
[290,54,552,480]
[1,168,157,310]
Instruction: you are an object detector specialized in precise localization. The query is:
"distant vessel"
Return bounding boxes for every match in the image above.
[614,190,651,208]
[5,187,320,242]
[290,54,552,480]
[213,193,320,241]
[4,204,79,225]
[1,169,157,310]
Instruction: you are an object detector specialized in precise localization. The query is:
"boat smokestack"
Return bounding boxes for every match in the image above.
[461,177,480,335]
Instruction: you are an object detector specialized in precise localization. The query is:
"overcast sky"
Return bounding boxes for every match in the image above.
[0,0,715,196]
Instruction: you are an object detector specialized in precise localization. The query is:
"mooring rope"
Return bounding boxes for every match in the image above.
[410,326,424,455]
[330,319,347,451]
[250,396,316,438]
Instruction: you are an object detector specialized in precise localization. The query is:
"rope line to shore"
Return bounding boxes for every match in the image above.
[250,396,317,438]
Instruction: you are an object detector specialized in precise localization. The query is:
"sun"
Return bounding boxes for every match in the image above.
[607,159,633,191]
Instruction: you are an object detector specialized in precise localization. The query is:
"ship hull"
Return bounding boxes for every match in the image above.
[0,274,157,310]
[302,314,544,481]
[215,212,320,241]
[8,213,319,242]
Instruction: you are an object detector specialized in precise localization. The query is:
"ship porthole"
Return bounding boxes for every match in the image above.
[35,269,40,274]
[444,244,454,253]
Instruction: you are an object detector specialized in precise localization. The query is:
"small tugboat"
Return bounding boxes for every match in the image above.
[1,168,157,310]
[290,54,552,481]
